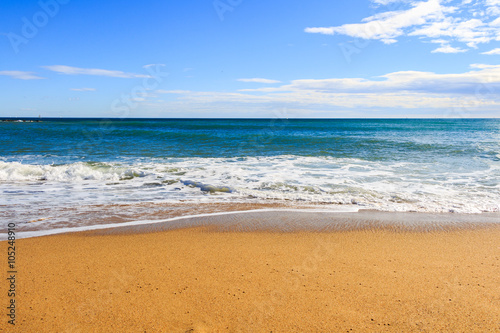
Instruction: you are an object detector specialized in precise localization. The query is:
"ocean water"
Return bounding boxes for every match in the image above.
[1,118,499,230]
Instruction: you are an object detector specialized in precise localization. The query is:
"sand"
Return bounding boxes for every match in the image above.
[3,212,500,332]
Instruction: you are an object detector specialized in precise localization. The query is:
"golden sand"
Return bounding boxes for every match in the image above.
[4,221,500,332]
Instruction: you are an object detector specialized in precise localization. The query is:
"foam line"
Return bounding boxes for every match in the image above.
[1,207,360,240]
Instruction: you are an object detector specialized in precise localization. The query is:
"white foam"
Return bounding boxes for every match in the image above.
[1,155,499,231]
[0,161,147,182]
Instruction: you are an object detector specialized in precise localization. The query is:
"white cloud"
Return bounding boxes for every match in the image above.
[274,65,500,95]
[469,63,497,68]
[70,88,96,91]
[371,0,408,5]
[490,17,500,26]
[155,89,498,113]
[430,38,449,43]
[237,78,281,84]
[156,90,192,94]
[431,44,468,53]
[482,47,500,54]
[143,64,165,69]
[135,91,158,98]
[306,0,452,44]
[411,18,492,48]
[42,65,150,78]
[306,0,500,52]
[156,65,500,114]
[0,71,44,80]
[486,0,500,15]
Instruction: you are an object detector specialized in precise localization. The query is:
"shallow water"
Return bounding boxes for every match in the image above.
[1,118,499,231]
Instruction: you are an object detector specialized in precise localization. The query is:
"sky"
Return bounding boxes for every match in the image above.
[1,0,500,118]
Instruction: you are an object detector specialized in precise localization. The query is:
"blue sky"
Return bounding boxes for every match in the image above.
[1,0,500,118]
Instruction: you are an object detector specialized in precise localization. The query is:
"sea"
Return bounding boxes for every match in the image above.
[1,118,499,234]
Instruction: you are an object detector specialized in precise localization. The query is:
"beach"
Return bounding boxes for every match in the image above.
[3,0,500,329]
[1,119,499,331]
[6,210,500,332]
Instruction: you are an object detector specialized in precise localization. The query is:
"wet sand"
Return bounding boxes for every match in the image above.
[5,201,325,235]
[4,211,500,332]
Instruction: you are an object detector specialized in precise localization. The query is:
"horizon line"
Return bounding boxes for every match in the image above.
[1,117,499,120]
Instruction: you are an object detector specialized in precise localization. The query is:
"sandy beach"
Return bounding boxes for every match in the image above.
[3,210,499,332]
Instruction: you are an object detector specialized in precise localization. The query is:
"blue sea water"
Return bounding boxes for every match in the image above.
[1,118,499,229]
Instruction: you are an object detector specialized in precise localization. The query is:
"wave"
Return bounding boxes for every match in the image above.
[0,161,147,182]
[1,156,499,214]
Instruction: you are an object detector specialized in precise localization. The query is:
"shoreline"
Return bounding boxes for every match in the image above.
[3,207,500,240]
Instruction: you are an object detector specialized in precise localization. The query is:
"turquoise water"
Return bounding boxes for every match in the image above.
[1,118,499,228]
[2,118,499,163]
